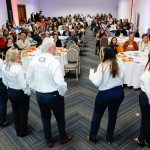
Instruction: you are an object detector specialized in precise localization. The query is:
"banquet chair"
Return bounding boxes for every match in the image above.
[66,40,76,49]
[100,37,108,48]
[69,44,80,54]
[69,45,81,74]
[64,49,79,81]
[0,52,5,60]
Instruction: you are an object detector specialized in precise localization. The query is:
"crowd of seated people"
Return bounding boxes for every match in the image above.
[0,11,87,57]
[91,13,150,55]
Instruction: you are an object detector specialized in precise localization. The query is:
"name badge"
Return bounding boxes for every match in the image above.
[39,57,46,62]
[5,66,10,71]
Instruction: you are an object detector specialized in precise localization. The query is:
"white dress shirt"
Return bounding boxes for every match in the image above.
[0,58,4,78]
[26,53,67,96]
[2,63,31,95]
[89,60,125,91]
[140,70,150,104]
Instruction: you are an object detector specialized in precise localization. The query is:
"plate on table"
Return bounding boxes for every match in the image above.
[123,58,134,62]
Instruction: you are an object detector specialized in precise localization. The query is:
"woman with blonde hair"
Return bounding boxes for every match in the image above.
[87,46,125,145]
[2,49,31,137]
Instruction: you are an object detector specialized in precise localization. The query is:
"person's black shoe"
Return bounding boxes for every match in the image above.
[0,120,13,127]
[19,128,32,137]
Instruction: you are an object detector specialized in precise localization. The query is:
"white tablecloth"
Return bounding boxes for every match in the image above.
[117,51,148,89]
[21,50,68,73]
[108,37,142,46]
[86,18,93,26]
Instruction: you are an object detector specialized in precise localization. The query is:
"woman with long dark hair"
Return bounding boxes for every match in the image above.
[134,53,150,148]
[110,37,124,54]
[87,46,125,145]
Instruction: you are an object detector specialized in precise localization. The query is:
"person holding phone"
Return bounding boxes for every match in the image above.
[87,46,125,145]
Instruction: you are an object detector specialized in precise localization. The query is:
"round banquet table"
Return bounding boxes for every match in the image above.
[21,48,68,74]
[108,37,142,46]
[117,51,148,89]
[86,18,93,26]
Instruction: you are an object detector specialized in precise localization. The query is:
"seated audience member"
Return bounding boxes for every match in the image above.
[147,28,150,41]
[115,25,127,37]
[33,31,42,47]
[63,26,71,36]
[2,49,31,137]
[53,34,62,47]
[3,30,12,40]
[4,38,20,54]
[110,37,124,54]
[68,29,78,45]
[52,27,60,36]
[10,29,17,42]
[0,58,12,127]
[139,34,150,52]
[17,33,30,50]
[123,33,138,51]
[123,19,130,30]
[0,32,6,52]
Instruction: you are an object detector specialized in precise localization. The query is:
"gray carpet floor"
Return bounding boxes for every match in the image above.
[0,28,149,150]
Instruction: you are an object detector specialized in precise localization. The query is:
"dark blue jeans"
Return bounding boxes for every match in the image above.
[7,88,30,135]
[0,78,8,123]
[36,91,67,143]
[90,86,124,141]
[139,91,150,145]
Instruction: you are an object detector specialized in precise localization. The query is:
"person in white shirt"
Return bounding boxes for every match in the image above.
[17,33,30,50]
[0,58,12,127]
[2,49,31,137]
[26,38,73,148]
[87,46,125,145]
[138,34,150,53]
[134,53,150,147]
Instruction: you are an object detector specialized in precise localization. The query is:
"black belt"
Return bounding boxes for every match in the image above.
[51,91,59,96]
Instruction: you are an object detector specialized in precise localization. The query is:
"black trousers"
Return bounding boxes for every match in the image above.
[0,78,8,123]
[7,88,30,135]
[139,91,150,145]
[36,91,67,143]
[90,86,124,141]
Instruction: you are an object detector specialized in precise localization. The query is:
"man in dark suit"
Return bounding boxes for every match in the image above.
[63,26,71,37]
[31,12,34,21]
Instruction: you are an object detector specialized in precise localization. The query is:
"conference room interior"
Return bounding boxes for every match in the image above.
[0,0,150,150]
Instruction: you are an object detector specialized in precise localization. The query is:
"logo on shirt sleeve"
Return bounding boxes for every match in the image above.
[39,57,46,63]
[5,66,10,71]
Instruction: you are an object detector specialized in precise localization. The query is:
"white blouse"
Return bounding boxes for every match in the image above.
[138,41,150,52]
[140,70,150,104]
[89,60,125,91]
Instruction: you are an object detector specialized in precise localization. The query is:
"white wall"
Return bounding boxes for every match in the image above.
[118,0,131,20]
[0,0,8,27]
[39,0,119,18]
[134,0,150,36]
[11,0,40,25]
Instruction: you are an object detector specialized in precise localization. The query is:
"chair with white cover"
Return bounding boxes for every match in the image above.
[66,40,76,49]
[0,52,4,60]
[69,44,80,54]
[69,44,81,74]
[100,37,108,48]
[64,49,79,81]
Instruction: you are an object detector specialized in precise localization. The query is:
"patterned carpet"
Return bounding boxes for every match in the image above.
[0,28,149,150]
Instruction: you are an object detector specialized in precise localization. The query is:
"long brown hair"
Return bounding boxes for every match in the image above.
[101,46,120,78]
[145,53,150,71]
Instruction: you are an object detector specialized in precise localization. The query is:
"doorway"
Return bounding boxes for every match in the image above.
[17,4,27,25]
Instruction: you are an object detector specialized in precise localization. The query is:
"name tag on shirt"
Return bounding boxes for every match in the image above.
[39,57,46,63]
[5,66,10,71]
